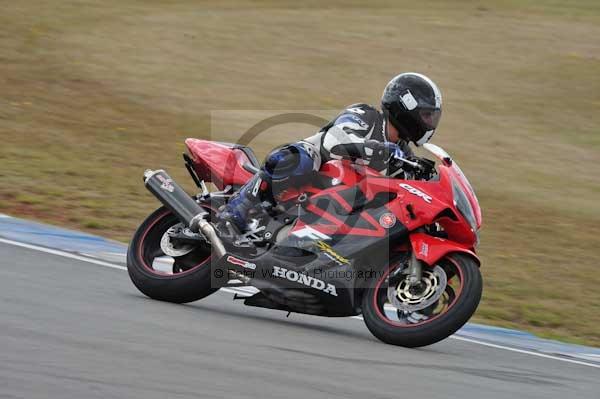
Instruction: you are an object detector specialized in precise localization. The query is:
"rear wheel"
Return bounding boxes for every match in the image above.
[362,253,482,347]
[127,206,218,303]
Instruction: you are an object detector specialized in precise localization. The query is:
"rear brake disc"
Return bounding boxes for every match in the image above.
[160,224,197,257]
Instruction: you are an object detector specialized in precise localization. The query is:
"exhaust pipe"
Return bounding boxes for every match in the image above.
[143,169,226,258]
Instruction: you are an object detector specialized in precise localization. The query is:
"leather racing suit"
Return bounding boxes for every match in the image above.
[221,103,413,231]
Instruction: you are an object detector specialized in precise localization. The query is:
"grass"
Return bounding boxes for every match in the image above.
[1,0,599,346]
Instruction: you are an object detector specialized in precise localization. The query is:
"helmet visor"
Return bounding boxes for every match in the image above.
[419,109,442,130]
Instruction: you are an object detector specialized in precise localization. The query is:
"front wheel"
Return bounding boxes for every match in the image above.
[127,206,218,303]
[362,253,482,347]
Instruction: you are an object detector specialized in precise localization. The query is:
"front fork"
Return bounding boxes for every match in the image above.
[399,228,424,286]
[407,251,423,286]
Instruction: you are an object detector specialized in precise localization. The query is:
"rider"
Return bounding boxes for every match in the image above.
[219,72,443,232]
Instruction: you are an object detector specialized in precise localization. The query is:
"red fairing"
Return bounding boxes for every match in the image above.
[409,233,479,266]
[389,166,478,246]
[185,139,254,190]
[290,156,480,251]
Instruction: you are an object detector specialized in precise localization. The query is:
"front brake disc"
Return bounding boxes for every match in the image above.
[387,265,447,312]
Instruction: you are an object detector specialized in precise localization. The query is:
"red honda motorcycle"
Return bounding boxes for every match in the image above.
[127,138,483,347]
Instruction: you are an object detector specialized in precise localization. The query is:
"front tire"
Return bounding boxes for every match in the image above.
[127,206,218,303]
[362,253,482,347]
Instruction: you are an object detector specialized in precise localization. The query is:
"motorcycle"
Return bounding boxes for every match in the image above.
[127,138,483,347]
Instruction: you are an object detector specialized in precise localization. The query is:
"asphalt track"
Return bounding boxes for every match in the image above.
[1,241,598,399]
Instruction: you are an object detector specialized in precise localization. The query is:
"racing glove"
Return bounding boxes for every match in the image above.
[364,140,405,162]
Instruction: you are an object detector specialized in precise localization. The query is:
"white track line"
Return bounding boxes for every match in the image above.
[351,314,600,369]
[448,336,600,369]
[1,236,599,370]
[0,238,127,271]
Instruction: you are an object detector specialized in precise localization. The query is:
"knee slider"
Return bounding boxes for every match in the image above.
[263,144,315,182]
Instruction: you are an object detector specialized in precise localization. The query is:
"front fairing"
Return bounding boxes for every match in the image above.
[314,152,481,248]
[423,143,482,230]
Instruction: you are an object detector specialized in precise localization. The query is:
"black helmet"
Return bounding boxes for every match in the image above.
[381,73,442,146]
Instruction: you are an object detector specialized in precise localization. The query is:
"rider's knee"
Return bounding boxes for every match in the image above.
[263,144,316,183]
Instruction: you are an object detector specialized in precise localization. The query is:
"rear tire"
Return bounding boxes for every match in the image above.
[362,253,482,347]
[127,206,218,303]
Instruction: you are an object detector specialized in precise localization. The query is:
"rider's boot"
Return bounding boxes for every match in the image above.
[218,173,271,233]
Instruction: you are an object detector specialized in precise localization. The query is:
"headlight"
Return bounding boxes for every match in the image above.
[452,178,478,233]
